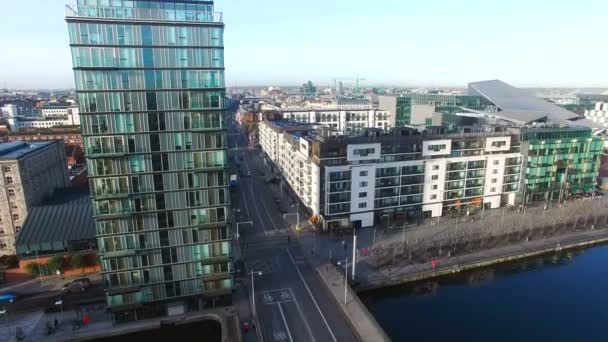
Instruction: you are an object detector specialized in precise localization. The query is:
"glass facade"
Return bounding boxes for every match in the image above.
[520,128,604,203]
[67,0,231,318]
[395,94,491,127]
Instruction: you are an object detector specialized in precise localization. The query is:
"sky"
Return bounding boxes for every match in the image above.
[1,0,607,89]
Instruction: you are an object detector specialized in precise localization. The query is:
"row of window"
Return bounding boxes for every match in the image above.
[75,69,224,91]
[82,111,224,135]
[71,47,223,69]
[69,22,222,47]
[78,90,224,113]
[85,132,225,156]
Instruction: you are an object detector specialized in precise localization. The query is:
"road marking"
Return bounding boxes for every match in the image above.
[286,248,338,342]
[273,330,288,341]
[262,288,295,305]
[277,303,294,342]
[290,290,317,342]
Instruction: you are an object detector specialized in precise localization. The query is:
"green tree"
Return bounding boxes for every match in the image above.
[70,254,85,272]
[47,256,64,273]
[24,262,41,276]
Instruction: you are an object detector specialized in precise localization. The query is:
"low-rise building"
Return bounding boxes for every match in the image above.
[0,141,70,255]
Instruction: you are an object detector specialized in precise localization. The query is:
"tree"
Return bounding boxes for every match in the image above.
[70,254,85,272]
[47,256,64,274]
[24,262,41,276]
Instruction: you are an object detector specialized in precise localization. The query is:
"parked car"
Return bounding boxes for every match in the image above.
[63,278,91,293]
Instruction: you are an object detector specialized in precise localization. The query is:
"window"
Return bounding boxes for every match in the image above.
[491,178,497,183]
[359,192,367,198]
[353,148,375,157]
[5,177,13,184]
[427,144,446,152]
[430,194,437,200]
[431,175,439,180]
[492,169,498,174]
[359,181,368,187]
[9,202,17,210]
[491,141,507,148]
[432,185,438,190]
[0,239,6,249]
[493,160,500,165]
[12,214,18,221]
[432,165,439,170]
[15,226,21,233]
[7,188,15,197]
[2,166,10,172]
[359,171,368,177]
[490,187,496,192]
[358,203,367,209]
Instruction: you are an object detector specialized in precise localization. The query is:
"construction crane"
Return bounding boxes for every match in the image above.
[331,75,367,95]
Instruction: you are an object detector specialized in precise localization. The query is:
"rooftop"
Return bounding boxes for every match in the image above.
[65,3,223,24]
[16,187,95,255]
[0,141,56,160]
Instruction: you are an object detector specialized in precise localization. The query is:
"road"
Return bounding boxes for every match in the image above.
[228,118,358,342]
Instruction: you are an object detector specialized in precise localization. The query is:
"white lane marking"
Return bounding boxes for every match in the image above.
[289,289,317,342]
[285,249,338,342]
[277,302,294,342]
[239,183,251,221]
[274,330,288,341]
[259,190,280,231]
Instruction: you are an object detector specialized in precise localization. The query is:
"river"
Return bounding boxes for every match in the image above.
[360,244,608,341]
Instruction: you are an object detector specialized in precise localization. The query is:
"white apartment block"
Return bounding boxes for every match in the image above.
[585,102,608,127]
[259,121,523,231]
[0,141,69,255]
[279,105,392,134]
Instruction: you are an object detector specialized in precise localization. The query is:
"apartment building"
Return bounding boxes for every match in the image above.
[0,141,69,255]
[66,0,230,321]
[279,105,392,134]
[259,121,523,230]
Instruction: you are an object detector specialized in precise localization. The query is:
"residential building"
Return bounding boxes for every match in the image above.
[279,105,392,134]
[1,104,35,118]
[7,113,80,132]
[584,102,608,127]
[0,141,69,255]
[66,0,230,321]
[259,121,523,230]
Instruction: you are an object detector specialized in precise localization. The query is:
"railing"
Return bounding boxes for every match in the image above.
[66,5,223,23]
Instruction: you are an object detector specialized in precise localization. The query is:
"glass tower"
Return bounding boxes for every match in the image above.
[66,0,231,321]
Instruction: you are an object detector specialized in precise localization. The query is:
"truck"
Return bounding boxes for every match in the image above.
[230,174,239,189]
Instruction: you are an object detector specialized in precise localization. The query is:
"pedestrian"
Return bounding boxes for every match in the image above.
[54,318,59,329]
[287,235,291,244]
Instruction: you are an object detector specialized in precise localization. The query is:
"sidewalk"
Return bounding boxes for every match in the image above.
[297,234,391,342]
[232,233,260,342]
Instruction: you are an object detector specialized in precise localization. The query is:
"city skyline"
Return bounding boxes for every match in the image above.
[1,0,608,89]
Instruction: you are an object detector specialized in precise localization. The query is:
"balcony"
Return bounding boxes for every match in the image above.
[66,5,223,23]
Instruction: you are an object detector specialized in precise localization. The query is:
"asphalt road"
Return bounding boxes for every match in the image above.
[228,119,358,342]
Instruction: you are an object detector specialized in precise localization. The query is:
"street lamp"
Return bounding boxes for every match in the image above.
[250,270,262,319]
[26,250,44,287]
[336,259,348,304]
[236,221,253,240]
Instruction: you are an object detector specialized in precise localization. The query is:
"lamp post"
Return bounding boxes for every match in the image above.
[236,221,253,240]
[337,259,348,304]
[250,271,262,319]
[26,250,44,287]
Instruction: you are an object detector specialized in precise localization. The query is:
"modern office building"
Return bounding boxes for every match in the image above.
[0,141,69,255]
[378,94,492,128]
[518,126,603,203]
[259,121,523,230]
[584,102,608,127]
[66,0,231,321]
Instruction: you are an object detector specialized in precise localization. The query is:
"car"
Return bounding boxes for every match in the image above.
[63,278,91,293]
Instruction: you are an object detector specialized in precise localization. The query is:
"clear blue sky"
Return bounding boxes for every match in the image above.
[1,0,607,89]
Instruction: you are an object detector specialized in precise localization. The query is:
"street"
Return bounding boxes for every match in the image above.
[229,117,358,342]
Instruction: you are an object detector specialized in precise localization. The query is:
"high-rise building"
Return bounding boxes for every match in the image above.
[66,0,231,321]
